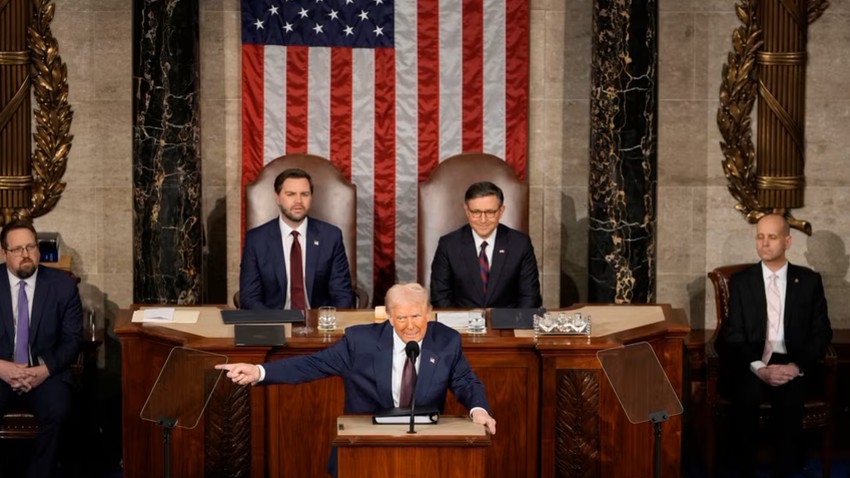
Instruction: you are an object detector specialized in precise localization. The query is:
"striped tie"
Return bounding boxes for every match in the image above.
[478,241,489,294]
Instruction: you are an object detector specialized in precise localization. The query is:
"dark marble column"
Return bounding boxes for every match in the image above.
[132,0,202,304]
[587,0,657,303]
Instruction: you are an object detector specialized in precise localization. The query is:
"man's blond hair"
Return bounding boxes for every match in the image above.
[385,282,431,315]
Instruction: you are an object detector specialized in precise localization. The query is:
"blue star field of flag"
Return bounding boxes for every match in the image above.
[242,0,394,48]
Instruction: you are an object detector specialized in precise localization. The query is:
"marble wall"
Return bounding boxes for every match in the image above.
[39,0,850,330]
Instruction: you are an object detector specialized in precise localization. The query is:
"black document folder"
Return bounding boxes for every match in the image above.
[372,408,440,425]
[489,308,545,329]
[220,309,305,324]
[234,324,286,346]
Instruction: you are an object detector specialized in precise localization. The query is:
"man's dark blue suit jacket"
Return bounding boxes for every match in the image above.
[430,223,541,308]
[0,264,82,382]
[239,216,354,309]
[262,320,490,414]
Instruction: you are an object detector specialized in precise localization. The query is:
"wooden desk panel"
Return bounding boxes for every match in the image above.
[116,305,687,478]
[117,321,270,478]
[264,346,345,478]
[537,305,688,478]
[334,416,490,478]
[441,341,539,477]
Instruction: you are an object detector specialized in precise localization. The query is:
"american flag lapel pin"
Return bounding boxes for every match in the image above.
[499,249,505,254]
[429,356,436,364]
[314,240,320,246]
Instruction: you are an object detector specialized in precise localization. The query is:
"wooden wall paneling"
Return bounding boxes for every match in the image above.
[444,342,540,477]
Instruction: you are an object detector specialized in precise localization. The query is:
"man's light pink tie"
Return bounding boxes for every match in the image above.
[762,273,780,363]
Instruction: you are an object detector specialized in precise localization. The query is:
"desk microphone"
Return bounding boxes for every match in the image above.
[405,340,420,362]
[405,341,420,434]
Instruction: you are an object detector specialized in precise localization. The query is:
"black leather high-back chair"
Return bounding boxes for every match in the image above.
[705,264,836,477]
[416,152,528,288]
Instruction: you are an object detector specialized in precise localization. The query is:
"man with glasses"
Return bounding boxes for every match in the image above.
[0,219,82,478]
[430,181,541,308]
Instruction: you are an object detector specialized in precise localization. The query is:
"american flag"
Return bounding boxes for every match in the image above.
[241,0,528,302]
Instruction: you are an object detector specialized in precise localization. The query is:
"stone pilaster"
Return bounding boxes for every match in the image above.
[588,0,657,303]
[132,0,201,303]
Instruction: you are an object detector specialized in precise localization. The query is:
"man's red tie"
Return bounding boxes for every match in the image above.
[290,231,306,309]
[399,356,415,408]
[478,241,490,294]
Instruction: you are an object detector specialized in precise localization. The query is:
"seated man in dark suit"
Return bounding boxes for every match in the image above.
[430,181,541,308]
[719,214,832,476]
[0,219,83,478]
[219,282,495,473]
[239,167,354,309]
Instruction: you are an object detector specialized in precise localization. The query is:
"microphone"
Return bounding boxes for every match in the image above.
[405,341,420,361]
[404,341,420,434]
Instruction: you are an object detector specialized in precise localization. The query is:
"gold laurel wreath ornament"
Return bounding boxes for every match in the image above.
[22,0,72,220]
[717,0,829,235]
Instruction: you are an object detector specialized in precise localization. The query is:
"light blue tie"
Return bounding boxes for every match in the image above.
[15,281,29,364]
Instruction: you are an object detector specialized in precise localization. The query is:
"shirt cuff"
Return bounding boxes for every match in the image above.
[257,364,266,383]
[749,360,766,375]
[469,407,487,419]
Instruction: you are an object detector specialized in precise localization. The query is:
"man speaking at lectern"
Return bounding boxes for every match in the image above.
[218,282,496,471]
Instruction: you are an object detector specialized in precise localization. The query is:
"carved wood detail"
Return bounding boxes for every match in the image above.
[205,380,252,478]
[556,369,600,478]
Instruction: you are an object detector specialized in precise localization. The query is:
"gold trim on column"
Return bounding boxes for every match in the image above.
[756,175,805,190]
[0,175,34,188]
[0,50,29,64]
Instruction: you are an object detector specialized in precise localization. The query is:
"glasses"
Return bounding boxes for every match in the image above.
[5,243,38,257]
[467,209,500,219]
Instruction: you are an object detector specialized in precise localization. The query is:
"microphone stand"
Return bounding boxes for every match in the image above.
[403,341,420,434]
[407,360,417,434]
